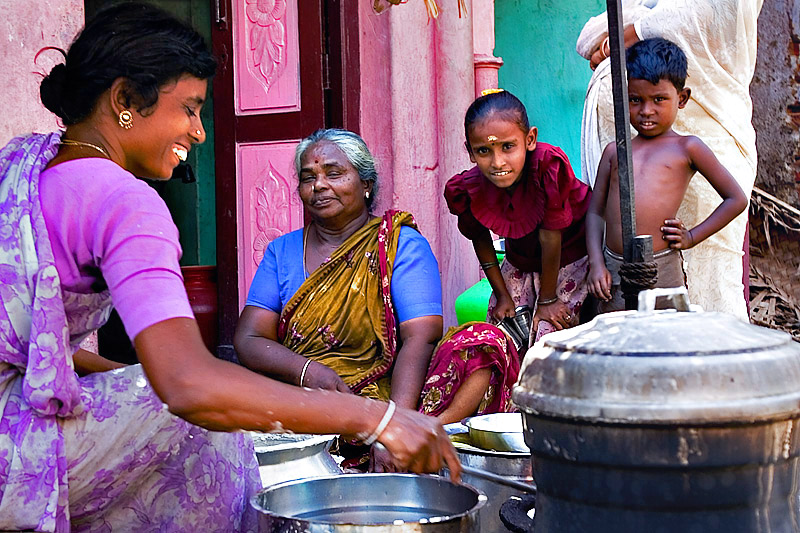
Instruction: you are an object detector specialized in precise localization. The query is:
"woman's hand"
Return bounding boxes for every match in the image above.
[302,361,352,393]
[533,299,573,331]
[376,407,462,482]
[588,262,612,302]
[491,293,517,321]
[589,36,610,70]
[369,443,399,473]
[661,218,694,250]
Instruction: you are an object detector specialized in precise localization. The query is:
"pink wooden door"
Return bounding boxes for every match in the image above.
[212,0,324,355]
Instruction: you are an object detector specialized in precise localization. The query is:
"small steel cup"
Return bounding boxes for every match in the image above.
[512,305,532,340]
[498,315,529,353]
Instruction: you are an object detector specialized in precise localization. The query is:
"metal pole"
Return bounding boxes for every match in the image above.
[606,0,654,309]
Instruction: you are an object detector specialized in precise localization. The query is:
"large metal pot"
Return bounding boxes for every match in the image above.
[513,289,800,532]
[252,473,486,532]
[252,433,341,488]
[450,436,533,533]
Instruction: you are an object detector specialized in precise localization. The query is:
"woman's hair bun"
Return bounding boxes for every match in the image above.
[40,63,69,119]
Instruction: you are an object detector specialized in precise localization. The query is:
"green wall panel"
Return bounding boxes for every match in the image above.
[495,0,605,177]
[85,0,217,266]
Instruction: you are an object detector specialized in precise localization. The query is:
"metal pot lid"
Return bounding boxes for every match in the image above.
[513,290,800,424]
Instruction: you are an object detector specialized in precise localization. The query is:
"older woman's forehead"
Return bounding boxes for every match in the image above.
[300,141,353,168]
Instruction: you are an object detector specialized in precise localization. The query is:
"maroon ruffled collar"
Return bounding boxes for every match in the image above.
[459,160,545,239]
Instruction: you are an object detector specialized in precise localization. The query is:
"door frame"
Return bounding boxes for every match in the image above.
[210,0,361,358]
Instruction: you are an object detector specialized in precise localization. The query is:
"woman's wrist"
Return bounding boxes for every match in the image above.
[363,400,396,445]
[299,358,312,387]
[538,296,559,306]
[600,36,610,59]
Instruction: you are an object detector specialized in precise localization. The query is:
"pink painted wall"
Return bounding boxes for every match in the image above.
[472,0,503,97]
[358,0,481,326]
[0,1,84,146]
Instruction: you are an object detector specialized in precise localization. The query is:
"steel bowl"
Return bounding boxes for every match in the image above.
[465,413,528,453]
[251,432,341,488]
[251,473,487,532]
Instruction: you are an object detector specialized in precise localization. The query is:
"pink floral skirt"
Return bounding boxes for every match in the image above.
[488,256,590,345]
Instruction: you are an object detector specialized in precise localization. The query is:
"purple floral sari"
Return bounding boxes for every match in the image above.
[0,133,260,532]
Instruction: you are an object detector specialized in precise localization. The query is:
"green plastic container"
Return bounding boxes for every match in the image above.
[454,251,505,325]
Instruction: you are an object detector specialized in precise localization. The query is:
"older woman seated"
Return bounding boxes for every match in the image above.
[234,129,519,468]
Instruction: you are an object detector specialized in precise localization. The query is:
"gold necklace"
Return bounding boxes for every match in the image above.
[60,139,110,158]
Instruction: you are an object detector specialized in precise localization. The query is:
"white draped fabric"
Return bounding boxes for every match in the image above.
[578,0,763,319]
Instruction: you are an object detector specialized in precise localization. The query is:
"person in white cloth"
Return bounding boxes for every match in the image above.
[577,0,763,321]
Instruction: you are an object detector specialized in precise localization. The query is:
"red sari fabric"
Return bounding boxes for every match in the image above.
[419,322,521,417]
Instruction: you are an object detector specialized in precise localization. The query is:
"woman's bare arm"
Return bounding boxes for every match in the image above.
[73,348,126,376]
[134,316,462,478]
[234,305,349,392]
[390,315,442,410]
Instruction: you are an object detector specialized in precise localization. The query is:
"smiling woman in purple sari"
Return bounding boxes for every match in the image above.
[0,4,460,531]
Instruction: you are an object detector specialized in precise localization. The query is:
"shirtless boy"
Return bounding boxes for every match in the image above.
[586,38,747,312]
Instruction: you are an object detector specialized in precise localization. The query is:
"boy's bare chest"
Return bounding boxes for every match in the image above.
[628,140,694,184]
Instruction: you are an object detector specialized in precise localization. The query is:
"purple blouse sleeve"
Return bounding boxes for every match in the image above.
[93,179,194,339]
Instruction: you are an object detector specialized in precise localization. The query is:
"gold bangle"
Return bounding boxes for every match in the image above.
[480,260,500,271]
[538,296,559,306]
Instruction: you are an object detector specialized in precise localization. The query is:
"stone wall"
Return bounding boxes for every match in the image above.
[751,0,800,206]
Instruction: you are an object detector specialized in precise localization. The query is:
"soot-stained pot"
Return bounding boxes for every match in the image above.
[513,289,800,533]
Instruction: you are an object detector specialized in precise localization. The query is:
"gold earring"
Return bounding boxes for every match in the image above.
[118,110,133,129]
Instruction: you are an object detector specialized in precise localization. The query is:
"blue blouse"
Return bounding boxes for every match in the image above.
[245,226,443,323]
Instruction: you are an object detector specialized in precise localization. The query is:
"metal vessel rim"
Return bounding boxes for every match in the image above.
[251,473,488,526]
[513,390,800,425]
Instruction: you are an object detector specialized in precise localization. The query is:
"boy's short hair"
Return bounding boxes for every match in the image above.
[626,38,687,91]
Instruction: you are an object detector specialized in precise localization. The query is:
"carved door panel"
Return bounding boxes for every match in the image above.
[211,0,358,354]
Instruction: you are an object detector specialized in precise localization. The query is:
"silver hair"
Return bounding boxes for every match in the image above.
[294,129,379,209]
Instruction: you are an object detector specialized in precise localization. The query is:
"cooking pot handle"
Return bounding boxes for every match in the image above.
[637,287,692,312]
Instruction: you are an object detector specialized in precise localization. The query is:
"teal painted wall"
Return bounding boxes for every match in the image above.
[85,0,217,266]
[495,0,604,177]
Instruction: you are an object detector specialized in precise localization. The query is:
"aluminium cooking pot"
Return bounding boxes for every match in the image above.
[513,288,800,533]
[464,413,528,453]
[251,432,341,488]
[251,473,486,532]
[446,421,534,533]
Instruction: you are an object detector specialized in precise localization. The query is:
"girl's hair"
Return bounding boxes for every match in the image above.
[464,90,530,147]
[40,2,217,126]
[295,129,379,209]
[626,37,688,91]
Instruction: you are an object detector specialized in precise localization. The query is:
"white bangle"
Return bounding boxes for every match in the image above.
[299,359,312,387]
[363,400,396,446]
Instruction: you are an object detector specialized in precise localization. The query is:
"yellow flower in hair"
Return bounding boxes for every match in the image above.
[481,88,505,96]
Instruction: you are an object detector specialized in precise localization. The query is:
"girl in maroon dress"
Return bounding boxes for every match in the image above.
[445,90,591,345]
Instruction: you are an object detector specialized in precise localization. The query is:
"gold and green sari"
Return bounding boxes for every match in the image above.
[277,210,412,401]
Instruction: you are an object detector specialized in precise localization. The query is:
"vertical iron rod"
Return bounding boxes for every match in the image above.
[606,0,654,309]
[606,0,636,263]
